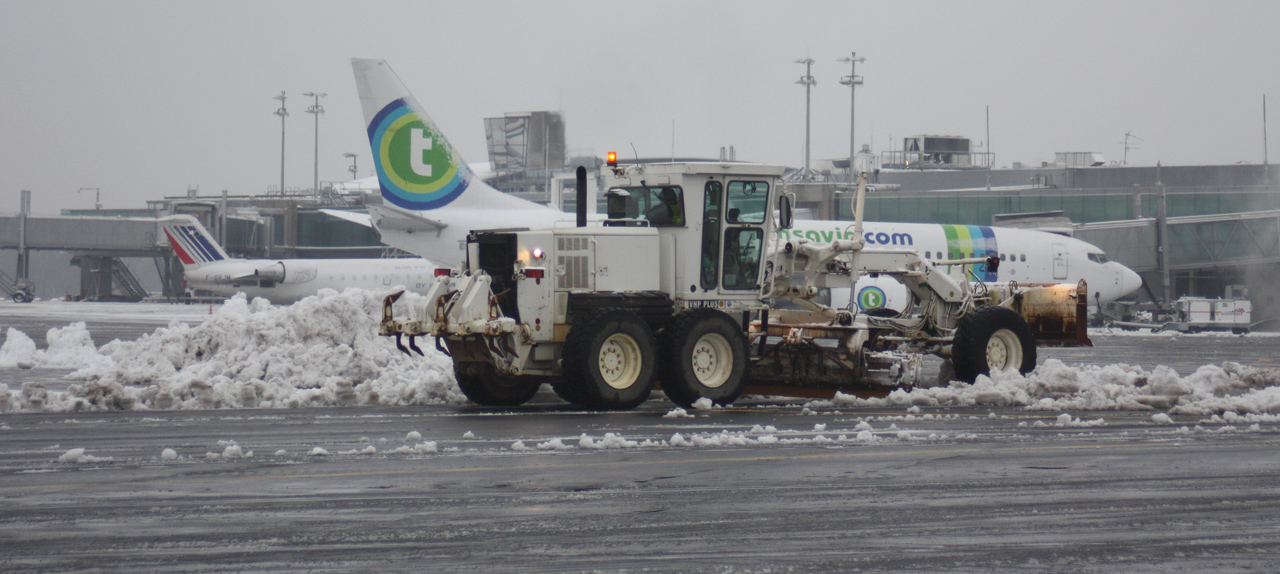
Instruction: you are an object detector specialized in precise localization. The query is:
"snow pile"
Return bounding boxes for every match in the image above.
[0,328,37,368]
[1054,414,1106,427]
[0,323,110,370]
[536,438,574,450]
[578,432,657,449]
[0,290,466,412]
[820,359,1280,415]
[662,407,694,418]
[57,447,111,463]
[691,397,718,409]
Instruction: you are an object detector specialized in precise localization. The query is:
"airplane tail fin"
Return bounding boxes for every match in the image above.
[351,58,538,213]
[159,215,230,271]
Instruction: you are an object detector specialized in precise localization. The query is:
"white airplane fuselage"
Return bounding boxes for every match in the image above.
[161,214,436,304]
[182,258,435,304]
[368,200,1141,309]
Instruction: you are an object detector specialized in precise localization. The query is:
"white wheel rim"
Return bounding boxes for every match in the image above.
[690,333,733,389]
[986,328,1023,372]
[599,333,643,389]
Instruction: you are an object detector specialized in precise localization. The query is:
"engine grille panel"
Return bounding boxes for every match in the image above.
[556,236,592,290]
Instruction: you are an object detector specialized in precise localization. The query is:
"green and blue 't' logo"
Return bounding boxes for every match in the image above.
[857,286,886,310]
[368,98,471,210]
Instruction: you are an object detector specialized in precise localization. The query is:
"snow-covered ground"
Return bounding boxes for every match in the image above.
[0,299,214,324]
[1,290,1279,417]
[1088,326,1280,338]
[814,360,1280,417]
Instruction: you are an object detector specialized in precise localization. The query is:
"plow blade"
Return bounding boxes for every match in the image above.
[994,280,1092,347]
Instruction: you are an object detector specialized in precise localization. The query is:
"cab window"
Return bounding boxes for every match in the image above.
[725,181,767,224]
[615,186,685,227]
[722,227,763,290]
[1087,253,1110,264]
[700,181,722,290]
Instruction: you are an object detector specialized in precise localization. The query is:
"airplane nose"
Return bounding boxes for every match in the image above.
[1119,265,1142,298]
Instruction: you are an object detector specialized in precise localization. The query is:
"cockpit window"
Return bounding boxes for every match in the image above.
[1087,253,1110,264]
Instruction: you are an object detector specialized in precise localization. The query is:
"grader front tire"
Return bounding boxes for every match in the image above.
[561,309,657,410]
[952,305,1037,383]
[454,362,543,407]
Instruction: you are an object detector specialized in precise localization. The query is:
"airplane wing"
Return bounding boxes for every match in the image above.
[321,206,452,234]
[319,209,374,228]
[366,204,449,232]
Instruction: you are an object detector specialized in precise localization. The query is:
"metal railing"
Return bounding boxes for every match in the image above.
[879,150,994,170]
[108,258,148,299]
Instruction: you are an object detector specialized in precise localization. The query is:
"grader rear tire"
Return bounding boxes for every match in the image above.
[454,362,543,406]
[561,309,657,410]
[952,305,1037,383]
[550,377,591,406]
[659,309,748,408]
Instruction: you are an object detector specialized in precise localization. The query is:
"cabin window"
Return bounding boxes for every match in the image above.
[700,181,722,290]
[613,186,685,226]
[647,186,684,226]
[725,181,768,224]
[1020,254,1026,262]
[603,186,686,226]
[722,227,763,290]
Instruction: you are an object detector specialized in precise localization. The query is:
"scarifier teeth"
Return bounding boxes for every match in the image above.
[407,335,424,356]
[394,333,412,357]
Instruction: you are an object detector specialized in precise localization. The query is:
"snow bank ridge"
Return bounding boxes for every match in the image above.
[0,290,467,412]
[815,359,1280,416]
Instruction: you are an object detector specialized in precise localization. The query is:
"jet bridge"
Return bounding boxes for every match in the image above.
[0,193,168,300]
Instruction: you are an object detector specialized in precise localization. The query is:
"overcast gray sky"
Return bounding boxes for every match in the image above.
[2,0,1277,213]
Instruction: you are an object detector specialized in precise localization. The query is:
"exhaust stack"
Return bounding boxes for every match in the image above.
[576,166,588,227]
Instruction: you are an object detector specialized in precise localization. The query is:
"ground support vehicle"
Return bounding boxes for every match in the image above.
[381,165,1089,409]
[1108,285,1253,335]
[2,276,34,303]
[1156,296,1252,334]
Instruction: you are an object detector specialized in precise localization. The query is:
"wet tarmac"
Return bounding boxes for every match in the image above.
[1,303,1278,572]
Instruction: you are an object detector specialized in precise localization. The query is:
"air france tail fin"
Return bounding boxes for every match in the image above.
[351,58,537,212]
[159,215,230,270]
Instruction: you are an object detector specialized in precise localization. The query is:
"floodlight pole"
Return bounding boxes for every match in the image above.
[77,187,101,210]
[838,53,865,182]
[796,58,816,180]
[273,92,287,195]
[344,153,359,180]
[304,92,327,195]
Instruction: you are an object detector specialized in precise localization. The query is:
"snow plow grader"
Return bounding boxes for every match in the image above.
[380,164,1089,409]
